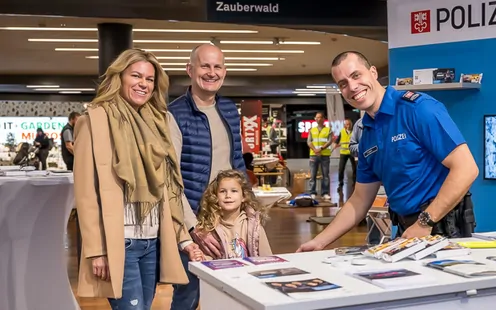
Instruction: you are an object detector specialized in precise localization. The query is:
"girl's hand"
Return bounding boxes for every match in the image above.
[183,243,205,262]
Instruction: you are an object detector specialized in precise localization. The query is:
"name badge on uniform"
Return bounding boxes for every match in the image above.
[363,145,378,158]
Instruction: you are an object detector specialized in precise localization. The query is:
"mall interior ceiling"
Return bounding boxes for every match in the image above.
[0,13,389,99]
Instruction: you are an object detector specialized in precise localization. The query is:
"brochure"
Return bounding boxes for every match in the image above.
[363,238,405,258]
[429,242,471,258]
[334,245,370,256]
[348,268,436,289]
[472,232,496,241]
[244,256,288,265]
[265,278,341,299]
[425,259,496,278]
[249,267,309,279]
[409,235,450,261]
[382,237,426,262]
[201,259,248,270]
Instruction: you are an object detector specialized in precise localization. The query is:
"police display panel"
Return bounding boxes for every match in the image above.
[357,87,475,237]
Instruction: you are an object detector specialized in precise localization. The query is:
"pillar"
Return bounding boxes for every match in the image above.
[97,23,133,75]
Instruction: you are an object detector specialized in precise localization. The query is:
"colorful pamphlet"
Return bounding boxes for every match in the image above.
[363,238,404,258]
[201,259,248,270]
[334,245,370,256]
[429,242,471,258]
[348,268,436,289]
[409,235,450,260]
[425,259,496,278]
[265,278,341,299]
[244,256,288,265]
[382,237,426,262]
[249,267,309,279]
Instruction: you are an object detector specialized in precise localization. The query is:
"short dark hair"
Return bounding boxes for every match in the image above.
[69,111,81,121]
[331,51,371,69]
[315,111,325,118]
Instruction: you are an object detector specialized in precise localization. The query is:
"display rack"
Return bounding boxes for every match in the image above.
[393,83,481,91]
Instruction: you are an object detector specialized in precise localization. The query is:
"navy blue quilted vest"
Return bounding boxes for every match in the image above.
[168,87,246,214]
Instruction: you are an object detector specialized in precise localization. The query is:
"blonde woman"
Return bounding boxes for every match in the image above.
[73,49,201,310]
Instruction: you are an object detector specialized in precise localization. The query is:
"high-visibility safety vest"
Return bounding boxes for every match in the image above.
[309,126,331,156]
[340,128,352,155]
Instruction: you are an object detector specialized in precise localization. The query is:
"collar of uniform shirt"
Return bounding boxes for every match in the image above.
[362,86,396,128]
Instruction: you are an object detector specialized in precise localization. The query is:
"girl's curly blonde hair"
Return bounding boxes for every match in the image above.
[197,169,269,232]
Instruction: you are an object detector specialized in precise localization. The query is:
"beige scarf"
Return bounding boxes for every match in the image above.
[101,98,184,227]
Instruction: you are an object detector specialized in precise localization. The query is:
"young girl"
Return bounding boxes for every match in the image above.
[196,169,272,259]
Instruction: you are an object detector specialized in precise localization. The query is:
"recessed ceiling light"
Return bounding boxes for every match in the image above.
[59,91,82,94]
[160,62,272,66]
[280,41,320,45]
[34,88,95,91]
[86,56,286,61]
[0,27,258,33]
[163,68,257,71]
[26,85,59,88]
[296,93,317,96]
[30,38,211,44]
[57,48,303,53]
[220,40,273,44]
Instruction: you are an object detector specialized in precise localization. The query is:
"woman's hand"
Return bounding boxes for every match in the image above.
[92,255,111,281]
[183,243,205,262]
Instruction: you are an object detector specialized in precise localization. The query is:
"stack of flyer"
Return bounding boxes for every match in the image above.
[364,235,471,262]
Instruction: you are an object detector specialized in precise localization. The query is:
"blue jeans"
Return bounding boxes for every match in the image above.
[170,250,199,310]
[108,238,159,310]
[309,155,330,195]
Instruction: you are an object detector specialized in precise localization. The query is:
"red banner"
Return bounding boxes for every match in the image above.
[240,100,262,154]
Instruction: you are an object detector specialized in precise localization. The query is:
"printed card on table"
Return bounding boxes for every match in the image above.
[249,267,309,279]
[244,256,288,265]
[201,259,248,270]
[265,278,342,299]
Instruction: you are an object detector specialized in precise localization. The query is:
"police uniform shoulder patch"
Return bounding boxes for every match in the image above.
[401,91,421,102]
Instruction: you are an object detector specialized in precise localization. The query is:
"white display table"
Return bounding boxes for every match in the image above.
[253,187,291,207]
[190,238,496,310]
[0,174,78,310]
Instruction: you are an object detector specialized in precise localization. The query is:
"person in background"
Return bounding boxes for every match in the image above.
[333,118,357,192]
[349,117,363,157]
[34,128,50,170]
[307,112,332,200]
[196,169,272,259]
[297,51,477,253]
[61,111,81,171]
[73,48,200,310]
[349,117,380,244]
[268,119,280,154]
[243,152,259,187]
[167,43,246,310]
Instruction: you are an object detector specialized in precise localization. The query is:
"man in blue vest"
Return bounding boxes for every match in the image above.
[297,51,478,252]
[167,43,246,310]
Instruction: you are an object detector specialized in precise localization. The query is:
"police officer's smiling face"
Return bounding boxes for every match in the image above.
[332,54,381,113]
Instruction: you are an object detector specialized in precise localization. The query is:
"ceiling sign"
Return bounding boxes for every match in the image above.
[206,0,387,26]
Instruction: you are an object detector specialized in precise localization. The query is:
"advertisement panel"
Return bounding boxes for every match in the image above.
[0,117,67,145]
[240,100,262,153]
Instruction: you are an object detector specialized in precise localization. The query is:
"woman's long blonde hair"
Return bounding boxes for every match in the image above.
[89,48,169,112]
[197,170,269,232]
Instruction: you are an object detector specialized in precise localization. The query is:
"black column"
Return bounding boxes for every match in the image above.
[97,23,133,75]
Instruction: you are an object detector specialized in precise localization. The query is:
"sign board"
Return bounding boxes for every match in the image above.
[0,117,67,145]
[388,0,496,48]
[240,100,262,153]
[207,0,387,26]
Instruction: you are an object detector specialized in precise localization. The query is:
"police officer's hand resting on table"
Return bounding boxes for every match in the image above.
[297,51,478,252]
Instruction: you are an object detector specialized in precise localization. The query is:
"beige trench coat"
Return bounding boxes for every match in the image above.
[73,106,190,298]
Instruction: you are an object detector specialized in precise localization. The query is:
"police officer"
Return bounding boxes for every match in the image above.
[297,51,478,252]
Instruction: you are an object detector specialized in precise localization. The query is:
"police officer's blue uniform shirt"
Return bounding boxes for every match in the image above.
[357,86,466,216]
